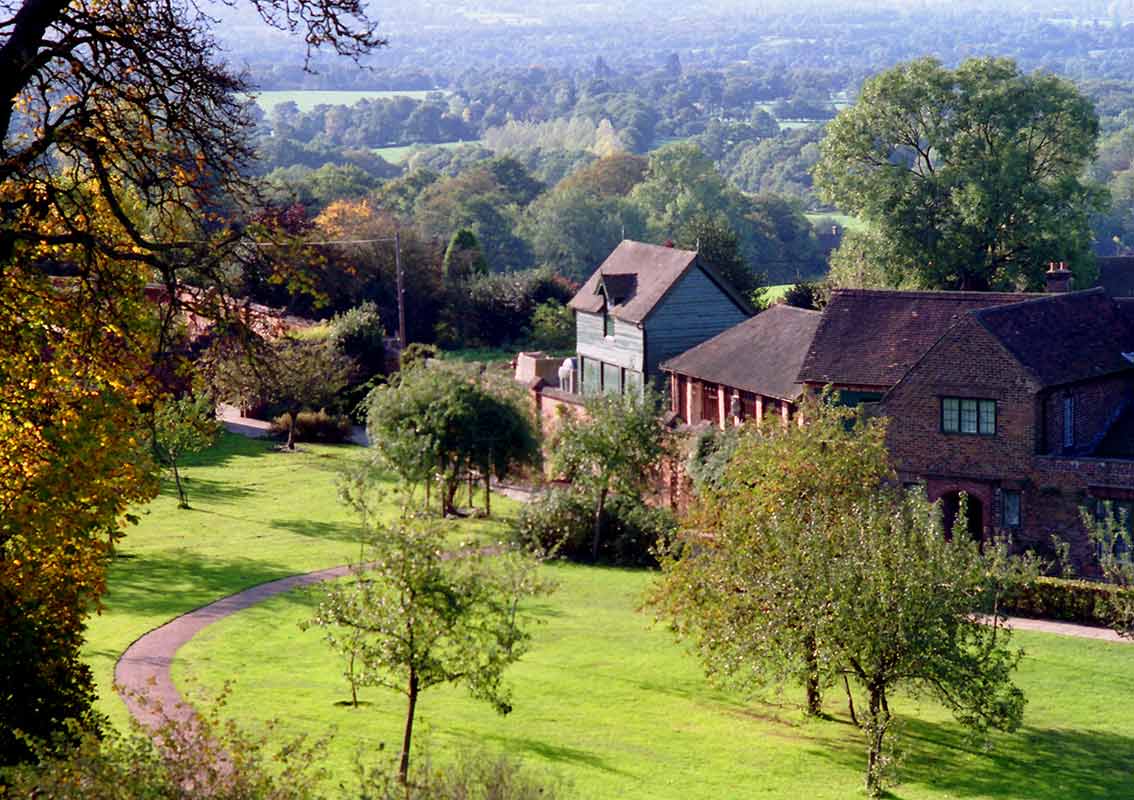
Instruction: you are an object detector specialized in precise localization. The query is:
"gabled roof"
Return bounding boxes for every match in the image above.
[568,240,751,324]
[798,289,1033,388]
[973,289,1134,388]
[1096,256,1134,298]
[660,304,822,401]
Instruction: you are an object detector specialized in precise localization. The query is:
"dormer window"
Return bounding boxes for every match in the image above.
[604,308,615,338]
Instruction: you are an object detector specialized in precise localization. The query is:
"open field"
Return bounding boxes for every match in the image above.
[371,140,478,163]
[83,433,518,728]
[250,90,443,113]
[806,211,867,232]
[87,433,1134,799]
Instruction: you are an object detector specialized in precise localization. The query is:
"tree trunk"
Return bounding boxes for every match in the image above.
[804,634,821,716]
[864,683,890,798]
[171,458,189,509]
[286,409,298,450]
[591,486,608,562]
[398,671,419,785]
[843,674,858,726]
[484,470,491,516]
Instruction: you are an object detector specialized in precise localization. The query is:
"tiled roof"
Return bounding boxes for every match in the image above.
[660,304,822,401]
[1096,256,1134,299]
[798,289,1033,388]
[567,240,750,323]
[974,289,1134,388]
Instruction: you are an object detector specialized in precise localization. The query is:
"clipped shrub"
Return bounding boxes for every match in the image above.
[1003,576,1131,627]
[514,489,676,566]
[270,409,352,444]
[328,301,386,380]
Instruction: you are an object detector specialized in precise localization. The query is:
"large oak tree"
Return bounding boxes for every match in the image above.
[814,57,1106,291]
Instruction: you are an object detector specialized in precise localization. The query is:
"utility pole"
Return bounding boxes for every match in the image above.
[394,226,407,349]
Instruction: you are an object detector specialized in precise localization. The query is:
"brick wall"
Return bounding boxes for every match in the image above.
[884,316,1039,478]
[1040,374,1134,455]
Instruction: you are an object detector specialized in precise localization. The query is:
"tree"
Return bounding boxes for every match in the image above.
[150,394,223,510]
[676,213,764,300]
[268,339,355,450]
[814,57,1107,291]
[651,400,1035,796]
[302,508,550,784]
[442,229,489,283]
[0,0,383,757]
[365,362,540,515]
[550,391,668,562]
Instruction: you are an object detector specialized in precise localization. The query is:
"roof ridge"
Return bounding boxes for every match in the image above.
[971,287,1108,318]
[829,288,1036,300]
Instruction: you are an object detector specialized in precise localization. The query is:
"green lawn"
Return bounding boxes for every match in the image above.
[87,433,1134,799]
[250,90,442,113]
[83,432,519,728]
[175,565,1134,799]
[806,211,867,232]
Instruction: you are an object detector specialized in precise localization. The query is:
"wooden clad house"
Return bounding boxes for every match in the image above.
[567,240,752,396]
[660,304,821,428]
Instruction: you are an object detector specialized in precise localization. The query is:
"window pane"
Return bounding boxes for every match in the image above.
[602,362,621,395]
[623,369,642,395]
[1002,491,1020,527]
[960,399,978,433]
[1063,395,1075,448]
[942,397,959,432]
[979,400,996,434]
[583,358,601,396]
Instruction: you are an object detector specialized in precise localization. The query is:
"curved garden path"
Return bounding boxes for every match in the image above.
[115,563,357,732]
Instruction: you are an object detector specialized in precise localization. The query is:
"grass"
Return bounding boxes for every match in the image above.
[250,90,442,113]
[83,432,519,729]
[175,562,1134,799]
[86,432,1134,799]
[806,211,868,232]
[371,140,478,164]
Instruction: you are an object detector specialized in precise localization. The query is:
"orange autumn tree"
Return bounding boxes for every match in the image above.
[0,0,385,762]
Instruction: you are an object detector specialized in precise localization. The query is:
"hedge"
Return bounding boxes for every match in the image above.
[1003,576,1132,627]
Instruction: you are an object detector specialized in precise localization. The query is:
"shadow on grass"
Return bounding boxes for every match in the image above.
[170,477,254,504]
[813,715,1134,799]
[469,732,627,775]
[181,431,277,468]
[268,517,365,544]
[103,549,300,619]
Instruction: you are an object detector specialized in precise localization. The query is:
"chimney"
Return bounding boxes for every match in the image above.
[1045,261,1072,293]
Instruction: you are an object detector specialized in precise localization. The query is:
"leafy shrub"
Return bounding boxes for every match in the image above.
[781,280,828,310]
[514,489,676,566]
[684,425,740,496]
[358,749,564,800]
[1,687,326,799]
[526,299,574,351]
[270,409,352,444]
[1003,576,1130,626]
[329,302,386,380]
[442,267,575,349]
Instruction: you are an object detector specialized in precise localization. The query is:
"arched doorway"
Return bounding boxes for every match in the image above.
[941,491,984,541]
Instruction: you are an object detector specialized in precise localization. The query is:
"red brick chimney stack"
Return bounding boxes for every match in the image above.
[1045,261,1072,293]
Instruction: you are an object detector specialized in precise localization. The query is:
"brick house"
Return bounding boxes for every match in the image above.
[660,303,821,428]
[797,288,1032,405]
[567,240,752,396]
[881,288,1134,572]
[657,270,1134,572]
